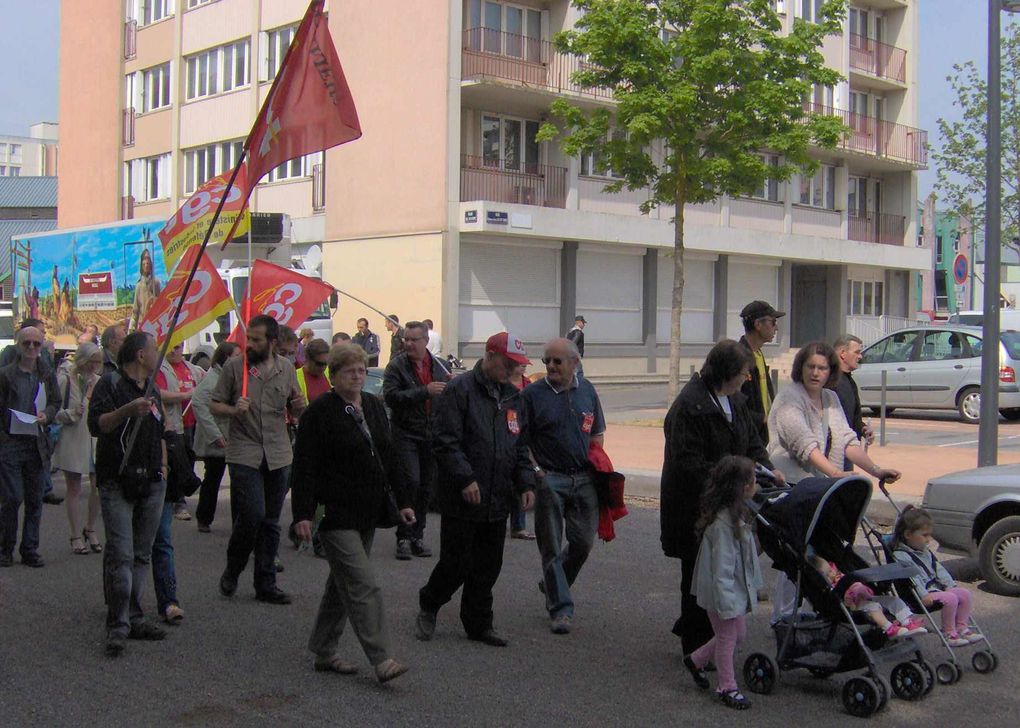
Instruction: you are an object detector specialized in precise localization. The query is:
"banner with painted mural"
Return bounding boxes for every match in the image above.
[159,167,251,268]
[10,219,170,349]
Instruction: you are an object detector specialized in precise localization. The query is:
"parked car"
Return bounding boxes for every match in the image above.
[922,463,1020,596]
[364,366,385,397]
[854,325,1020,424]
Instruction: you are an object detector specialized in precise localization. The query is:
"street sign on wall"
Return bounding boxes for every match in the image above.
[953,254,969,285]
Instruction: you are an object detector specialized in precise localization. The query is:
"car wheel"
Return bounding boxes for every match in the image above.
[869,406,896,416]
[1001,408,1020,421]
[977,515,1020,596]
[957,387,981,424]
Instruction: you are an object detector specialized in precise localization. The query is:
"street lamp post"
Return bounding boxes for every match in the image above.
[979,0,1020,467]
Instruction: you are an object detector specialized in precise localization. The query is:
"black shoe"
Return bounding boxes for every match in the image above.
[416,610,437,641]
[683,655,710,689]
[42,493,64,505]
[0,553,13,567]
[717,689,751,710]
[274,556,285,573]
[468,629,508,647]
[128,622,167,641]
[219,570,238,598]
[395,539,412,561]
[255,587,292,605]
[410,539,432,557]
[105,634,126,657]
[21,554,45,568]
[197,522,211,533]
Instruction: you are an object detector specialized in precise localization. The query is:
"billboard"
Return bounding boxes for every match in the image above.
[11,218,169,347]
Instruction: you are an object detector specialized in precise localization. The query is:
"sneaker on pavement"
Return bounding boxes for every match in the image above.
[173,504,192,521]
[196,522,211,534]
[163,604,184,624]
[21,553,45,568]
[219,570,238,598]
[410,539,432,558]
[468,628,509,647]
[550,615,572,635]
[128,622,167,641]
[395,539,412,561]
[945,631,970,647]
[416,610,436,641]
[960,627,984,643]
[255,587,292,605]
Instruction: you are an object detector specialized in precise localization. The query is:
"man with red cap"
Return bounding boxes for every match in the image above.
[416,331,536,647]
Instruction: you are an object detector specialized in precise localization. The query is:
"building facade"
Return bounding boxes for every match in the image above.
[0,123,59,178]
[0,176,58,302]
[57,0,928,371]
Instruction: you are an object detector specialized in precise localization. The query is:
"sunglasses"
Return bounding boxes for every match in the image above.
[542,356,565,366]
[20,340,42,349]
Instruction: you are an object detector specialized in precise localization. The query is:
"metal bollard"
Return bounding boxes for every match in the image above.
[879,369,887,447]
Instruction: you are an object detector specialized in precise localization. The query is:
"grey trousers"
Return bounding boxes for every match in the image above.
[308,528,391,666]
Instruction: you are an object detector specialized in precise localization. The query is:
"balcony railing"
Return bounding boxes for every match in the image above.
[848,210,906,246]
[461,28,613,100]
[311,162,325,212]
[849,33,907,84]
[460,155,567,208]
[124,20,137,60]
[804,102,927,167]
[122,108,136,146]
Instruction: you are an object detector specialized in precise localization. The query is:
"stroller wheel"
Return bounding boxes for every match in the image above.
[742,652,778,695]
[872,673,892,711]
[841,676,880,718]
[890,662,926,701]
[972,650,996,674]
[916,659,936,696]
[935,661,958,685]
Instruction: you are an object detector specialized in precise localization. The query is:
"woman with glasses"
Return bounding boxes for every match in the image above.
[291,343,414,682]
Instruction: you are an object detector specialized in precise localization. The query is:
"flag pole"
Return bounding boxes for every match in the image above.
[335,288,400,330]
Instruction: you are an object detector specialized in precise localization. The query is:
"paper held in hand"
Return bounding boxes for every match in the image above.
[10,410,39,436]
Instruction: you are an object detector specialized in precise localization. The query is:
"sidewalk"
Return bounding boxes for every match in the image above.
[603,422,1020,523]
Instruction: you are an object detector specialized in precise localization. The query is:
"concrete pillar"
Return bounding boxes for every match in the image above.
[713,254,729,340]
[642,248,657,372]
[560,241,578,336]
[826,264,850,343]
[778,260,793,348]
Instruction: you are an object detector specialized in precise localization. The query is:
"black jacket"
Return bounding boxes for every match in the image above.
[383,352,450,440]
[566,327,585,357]
[829,371,864,439]
[432,361,535,522]
[390,327,405,360]
[290,391,409,531]
[738,335,774,445]
[659,373,772,560]
[0,359,59,463]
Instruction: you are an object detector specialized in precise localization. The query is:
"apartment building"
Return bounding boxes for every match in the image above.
[58,0,928,371]
[0,123,59,178]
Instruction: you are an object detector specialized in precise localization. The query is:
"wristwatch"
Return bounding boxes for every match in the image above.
[533,465,543,474]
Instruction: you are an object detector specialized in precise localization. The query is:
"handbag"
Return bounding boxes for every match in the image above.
[346,402,402,529]
[165,431,201,498]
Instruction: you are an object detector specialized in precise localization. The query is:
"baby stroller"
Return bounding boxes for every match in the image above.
[743,475,935,718]
[860,480,999,685]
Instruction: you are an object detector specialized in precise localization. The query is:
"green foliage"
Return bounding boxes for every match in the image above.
[933,21,1020,250]
[538,0,847,212]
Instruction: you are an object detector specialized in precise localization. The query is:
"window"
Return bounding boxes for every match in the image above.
[964,334,983,358]
[9,167,19,177]
[848,176,868,217]
[750,154,782,202]
[798,165,835,209]
[0,166,6,176]
[183,139,243,193]
[771,0,786,13]
[187,0,212,7]
[799,0,824,23]
[136,0,174,26]
[863,330,919,364]
[953,233,960,253]
[264,25,297,81]
[9,144,21,162]
[142,62,172,112]
[266,151,322,183]
[935,235,943,265]
[580,128,626,178]
[848,278,884,316]
[125,153,171,202]
[919,330,970,361]
[466,1,543,61]
[186,39,250,100]
[0,143,7,157]
[849,8,870,38]
[481,114,540,172]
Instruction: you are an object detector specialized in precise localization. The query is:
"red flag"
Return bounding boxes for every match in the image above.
[246,260,335,330]
[238,0,360,207]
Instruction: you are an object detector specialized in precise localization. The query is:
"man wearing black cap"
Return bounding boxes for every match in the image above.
[738,300,785,445]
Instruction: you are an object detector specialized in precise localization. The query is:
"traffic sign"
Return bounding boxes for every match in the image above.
[953,254,969,285]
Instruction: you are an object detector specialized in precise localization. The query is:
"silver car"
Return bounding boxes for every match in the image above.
[855,325,1020,424]
[922,463,1020,596]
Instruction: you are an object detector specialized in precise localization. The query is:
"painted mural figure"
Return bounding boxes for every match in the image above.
[131,248,162,331]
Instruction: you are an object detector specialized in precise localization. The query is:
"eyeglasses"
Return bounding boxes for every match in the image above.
[542,356,565,366]
[20,340,42,349]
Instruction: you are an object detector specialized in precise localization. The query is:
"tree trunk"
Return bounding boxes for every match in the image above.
[668,177,687,401]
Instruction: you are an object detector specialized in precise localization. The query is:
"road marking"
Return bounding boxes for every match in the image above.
[937,434,1020,448]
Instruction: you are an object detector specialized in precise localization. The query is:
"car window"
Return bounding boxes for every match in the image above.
[918,330,968,361]
[864,330,919,363]
[964,334,983,358]
[1001,332,1020,360]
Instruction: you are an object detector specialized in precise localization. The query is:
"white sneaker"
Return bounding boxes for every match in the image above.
[960,628,984,643]
[945,632,969,647]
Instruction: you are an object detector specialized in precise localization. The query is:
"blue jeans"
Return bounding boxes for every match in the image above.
[509,497,527,532]
[225,461,289,594]
[535,471,599,618]
[0,438,43,557]
[152,502,179,614]
[100,480,166,638]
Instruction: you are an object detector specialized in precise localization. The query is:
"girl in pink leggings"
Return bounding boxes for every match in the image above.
[891,506,982,648]
[682,456,763,710]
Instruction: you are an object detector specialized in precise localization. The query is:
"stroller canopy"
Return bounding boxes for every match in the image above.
[757,476,872,573]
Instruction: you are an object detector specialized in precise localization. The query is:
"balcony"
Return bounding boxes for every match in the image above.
[460,155,567,208]
[122,108,136,146]
[848,210,906,246]
[311,162,325,213]
[849,33,906,85]
[124,20,137,60]
[804,102,927,168]
[461,28,613,101]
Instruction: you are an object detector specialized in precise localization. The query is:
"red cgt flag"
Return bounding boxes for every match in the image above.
[228,260,335,344]
[234,0,360,212]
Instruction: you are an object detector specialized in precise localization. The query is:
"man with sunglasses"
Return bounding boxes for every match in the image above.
[295,339,332,406]
[383,321,451,560]
[520,338,605,635]
[0,326,60,567]
[738,300,785,446]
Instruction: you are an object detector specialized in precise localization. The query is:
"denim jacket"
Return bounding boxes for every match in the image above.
[692,511,763,620]
[892,543,956,594]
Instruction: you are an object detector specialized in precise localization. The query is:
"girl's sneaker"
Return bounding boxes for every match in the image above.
[945,631,970,647]
[902,617,928,636]
[884,623,907,639]
[959,627,984,643]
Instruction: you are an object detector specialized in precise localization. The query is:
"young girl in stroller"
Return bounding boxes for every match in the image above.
[810,555,927,639]
[682,456,763,710]
[890,506,983,647]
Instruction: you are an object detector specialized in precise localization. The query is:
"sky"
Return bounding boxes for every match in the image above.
[0,0,1006,200]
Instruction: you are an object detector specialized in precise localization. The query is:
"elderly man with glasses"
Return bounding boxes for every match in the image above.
[738,300,785,446]
[520,337,606,635]
[0,326,60,568]
[383,321,452,561]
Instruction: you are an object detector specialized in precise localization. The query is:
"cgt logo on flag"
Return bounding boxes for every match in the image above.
[159,168,251,268]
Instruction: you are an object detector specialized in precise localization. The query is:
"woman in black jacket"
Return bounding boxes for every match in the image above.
[291,343,414,683]
[660,340,784,662]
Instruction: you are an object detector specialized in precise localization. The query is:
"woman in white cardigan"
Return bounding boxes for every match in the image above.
[53,342,104,554]
[767,342,901,485]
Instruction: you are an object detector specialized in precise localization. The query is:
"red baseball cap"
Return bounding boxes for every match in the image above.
[485,331,530,365]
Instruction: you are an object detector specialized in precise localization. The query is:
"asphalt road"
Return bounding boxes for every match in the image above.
[1,488,1016,727]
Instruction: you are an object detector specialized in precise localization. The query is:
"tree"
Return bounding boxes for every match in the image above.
[537,0,846,398]
[933,22,1020,256]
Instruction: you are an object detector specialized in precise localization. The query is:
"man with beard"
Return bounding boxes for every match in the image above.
[211,315,305,604]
